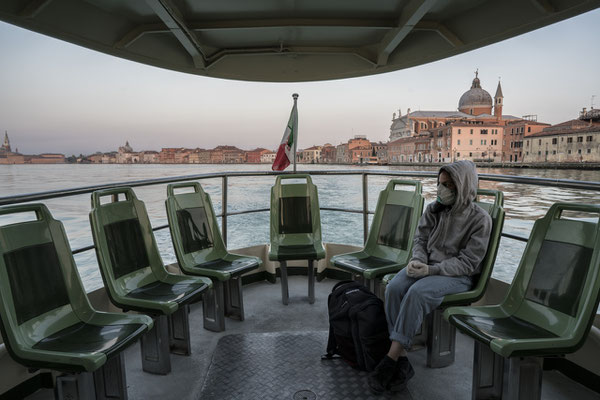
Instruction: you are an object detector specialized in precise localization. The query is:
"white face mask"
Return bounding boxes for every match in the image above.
[437,184,456,205]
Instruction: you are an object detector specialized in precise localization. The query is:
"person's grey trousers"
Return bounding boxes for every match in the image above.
[385,268,472,348]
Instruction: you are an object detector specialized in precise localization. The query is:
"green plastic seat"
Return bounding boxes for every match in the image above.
[165,182,261,332]
[330,179,424,292]
[269,174,325,304]
[89,187,211,375]
[381,189,505,368]
[445,203,600,400]
[0,204,152,398]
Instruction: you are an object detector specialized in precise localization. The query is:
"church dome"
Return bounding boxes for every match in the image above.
[458,72,492,111]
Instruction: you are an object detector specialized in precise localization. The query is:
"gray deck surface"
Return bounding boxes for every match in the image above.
[27,276,600,400]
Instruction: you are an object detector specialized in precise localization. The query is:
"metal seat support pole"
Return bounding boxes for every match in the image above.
[140,315,171,375]
[93,353,128,400]
[472,340,504,399]
[202,280,226,332]
[224,276,244,320]
[308,260,315,304]
[426,308,456,368]
[280,261,289,305]
[168,304,191,355]
[55,372,95,400]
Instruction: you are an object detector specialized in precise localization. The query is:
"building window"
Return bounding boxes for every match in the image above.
[458,129,461,134]
[528,127,531,133]
[456,153,460,157]
[526,140,529,147]
[526,151,529,155]
[568,150,572,154]
[458,140,461,145]
[561,137,564,142]
[587,136,593,142]
[511,128,514,134]
[469,152,472,157]
[552,138,557,144]
[577,136,583,143]
[469,140,473,145]
[578,149,582,154]
[538,151,541,155]
[470,129,473,134]
[481,129,488,135]
[567,137,573,143]
[538,139,542,145]
[587,149,591,153]
[552,150,556,155]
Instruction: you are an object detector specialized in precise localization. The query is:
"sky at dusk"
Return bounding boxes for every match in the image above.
[0,9,599,156]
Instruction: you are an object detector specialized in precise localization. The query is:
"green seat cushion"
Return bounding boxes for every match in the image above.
[176,207,214,253]
[377,204,412,250]
[279,197,312,234]
[333,255,396,273]
[126,280,208,304]
[273,244,320,261]
[33,322,146,359]
[192,258,259,277]
[449,314,558,346]
[104,219,150,279]
[525,240,593,317]
[4,242,70,325]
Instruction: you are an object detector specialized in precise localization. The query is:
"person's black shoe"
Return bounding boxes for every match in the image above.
[388,356,415,392]
[368,356,397,395]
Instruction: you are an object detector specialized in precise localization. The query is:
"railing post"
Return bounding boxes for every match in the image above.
[362,173,368,244]
[222,175,228,246]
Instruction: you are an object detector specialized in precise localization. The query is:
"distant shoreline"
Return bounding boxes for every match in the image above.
[2,162,600,170]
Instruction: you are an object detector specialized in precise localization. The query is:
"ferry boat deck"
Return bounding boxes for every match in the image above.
[24,276,600,400]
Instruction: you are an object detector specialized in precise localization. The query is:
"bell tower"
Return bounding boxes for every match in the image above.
[494,80,504,119]
[2,131,11,152]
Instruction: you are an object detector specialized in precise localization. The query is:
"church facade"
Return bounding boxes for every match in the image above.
[388,72,530,163]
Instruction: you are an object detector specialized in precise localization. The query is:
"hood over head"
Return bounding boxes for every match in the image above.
[438,160,478,213]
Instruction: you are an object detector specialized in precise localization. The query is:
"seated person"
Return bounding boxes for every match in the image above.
[369,160,492,394]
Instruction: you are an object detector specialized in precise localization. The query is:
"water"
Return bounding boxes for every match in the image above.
[1,164,599,292]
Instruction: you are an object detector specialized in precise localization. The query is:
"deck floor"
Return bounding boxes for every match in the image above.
[27,276,600,400]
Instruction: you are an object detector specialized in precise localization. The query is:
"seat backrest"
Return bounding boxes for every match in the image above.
[442,189,505,306]
[89,188,166,299]
[0,204,92,362]
[504,203,600,346]
[166,182,226,271]
[363,180,424,264]
[269,174,322,247]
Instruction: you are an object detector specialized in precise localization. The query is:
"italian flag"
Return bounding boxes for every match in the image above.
[272,99,298,171]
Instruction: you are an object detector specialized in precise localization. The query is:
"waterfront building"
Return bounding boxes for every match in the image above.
[0,131,25,164]
[260,151,276,164]
[116,141,139,163]
[28,153,65,164]
[371,141,388,164]
[188,149,209,164]
[389,73,520,143]
[140,150,159,163]
[300,145,322,163]
[88,153,103,163]
[320,143,336,163]
[503,118,550,162]
[246,148,270,163]
[335,143,349,163]
[159,148,183,163]
[523,112,600,163]
[101,152,117,164]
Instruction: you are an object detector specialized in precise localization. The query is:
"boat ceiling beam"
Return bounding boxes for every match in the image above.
[146,0,206,68]
[414,21,463,47]
[530,0,556,14]
[376,0,438,66]
[19,0,52,18]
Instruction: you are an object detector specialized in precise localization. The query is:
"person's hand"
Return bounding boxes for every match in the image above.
[406,261,429,278]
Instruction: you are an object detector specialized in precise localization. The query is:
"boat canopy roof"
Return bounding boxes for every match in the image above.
[1,0,599,82]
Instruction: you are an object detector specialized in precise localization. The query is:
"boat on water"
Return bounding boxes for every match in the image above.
[1,1,600,399]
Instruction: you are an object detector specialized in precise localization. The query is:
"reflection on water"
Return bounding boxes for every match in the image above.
[1,164,599,291]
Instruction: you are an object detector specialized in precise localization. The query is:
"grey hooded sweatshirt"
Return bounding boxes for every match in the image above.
[410,160,492,276]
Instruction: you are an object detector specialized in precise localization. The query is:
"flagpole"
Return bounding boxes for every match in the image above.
[292,93,298,173]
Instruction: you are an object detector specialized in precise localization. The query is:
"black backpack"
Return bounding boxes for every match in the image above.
[322,280,391,372]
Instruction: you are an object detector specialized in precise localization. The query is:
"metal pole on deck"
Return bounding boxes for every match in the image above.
[293,93,298,173]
